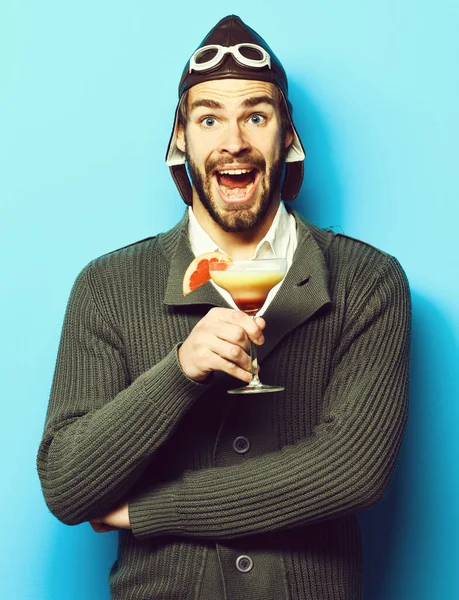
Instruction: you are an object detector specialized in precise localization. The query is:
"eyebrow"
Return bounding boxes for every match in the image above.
[241,95,276,109]
[190,99,224,111]
[190,95,277,112]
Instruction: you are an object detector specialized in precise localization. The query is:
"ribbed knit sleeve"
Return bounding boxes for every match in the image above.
[37,262,208,526]
[129,255,410,540]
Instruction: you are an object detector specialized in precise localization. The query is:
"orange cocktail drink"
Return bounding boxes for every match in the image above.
[209,264,285,315]
[209,258,287,394]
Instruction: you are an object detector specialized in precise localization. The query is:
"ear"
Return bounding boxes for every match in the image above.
[176,122,186,153]
[284,127,294,150]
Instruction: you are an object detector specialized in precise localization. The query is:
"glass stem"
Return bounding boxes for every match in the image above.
[249,315,261,386]
[249,341,260,384]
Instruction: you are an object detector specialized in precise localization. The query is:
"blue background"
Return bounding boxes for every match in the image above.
[2,1,458,598]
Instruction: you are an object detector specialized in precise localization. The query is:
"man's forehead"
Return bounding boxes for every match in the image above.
[188,79,278,108]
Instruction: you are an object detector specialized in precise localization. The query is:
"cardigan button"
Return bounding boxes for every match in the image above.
[233,436,250,454]
[236,555,253,573]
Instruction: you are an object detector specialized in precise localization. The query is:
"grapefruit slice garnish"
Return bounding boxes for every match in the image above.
[183,251,232,296]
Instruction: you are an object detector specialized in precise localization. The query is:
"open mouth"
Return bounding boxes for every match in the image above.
[214,167,259,202]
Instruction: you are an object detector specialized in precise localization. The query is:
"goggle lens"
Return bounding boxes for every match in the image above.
[194,47,219,65]
[238,45,265,61]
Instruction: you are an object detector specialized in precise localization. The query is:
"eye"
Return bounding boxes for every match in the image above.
[201,116,217,128]
[248,113,266,125]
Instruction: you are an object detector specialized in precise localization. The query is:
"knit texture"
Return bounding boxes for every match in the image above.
[37,211,411,600]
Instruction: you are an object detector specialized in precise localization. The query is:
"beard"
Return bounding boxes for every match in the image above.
[185,147,287,233]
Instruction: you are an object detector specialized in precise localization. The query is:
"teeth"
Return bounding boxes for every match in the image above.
[218,168,253,175]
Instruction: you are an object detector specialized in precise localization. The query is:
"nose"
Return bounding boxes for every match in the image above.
[218,121,251,155]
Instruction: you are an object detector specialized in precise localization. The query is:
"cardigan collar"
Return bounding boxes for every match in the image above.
[159,209,332,362]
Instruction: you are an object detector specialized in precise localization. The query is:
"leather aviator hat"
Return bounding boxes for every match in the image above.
[166,15,305,205]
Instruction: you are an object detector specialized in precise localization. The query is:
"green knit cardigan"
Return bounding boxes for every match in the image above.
[38,211,411,600]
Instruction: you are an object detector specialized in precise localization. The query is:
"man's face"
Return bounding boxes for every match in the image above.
[176,79,293,233]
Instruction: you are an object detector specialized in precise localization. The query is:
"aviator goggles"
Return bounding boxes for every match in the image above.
[189,43,272,73]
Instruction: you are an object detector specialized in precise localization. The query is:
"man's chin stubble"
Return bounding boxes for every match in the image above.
[187,159,284,234]
[200,197,270,233]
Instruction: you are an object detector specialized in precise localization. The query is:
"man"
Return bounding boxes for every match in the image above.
[37,15,410,600]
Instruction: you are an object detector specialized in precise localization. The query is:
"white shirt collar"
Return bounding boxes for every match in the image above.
[188,202,291,260]
[187,202,297,315]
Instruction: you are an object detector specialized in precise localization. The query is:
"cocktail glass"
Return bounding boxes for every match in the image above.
[209,258,287,394]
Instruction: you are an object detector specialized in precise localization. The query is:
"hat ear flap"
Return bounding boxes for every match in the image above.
[170,164,193,205]
[281,161,304,201]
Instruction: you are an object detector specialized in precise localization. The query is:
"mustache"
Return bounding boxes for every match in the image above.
[205,153,266,176]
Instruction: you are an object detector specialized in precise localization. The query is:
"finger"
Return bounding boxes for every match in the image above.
[210,309,265,346]
[89,521,117,533]
[254,316,266,331]
[180,331,252,382]
[190,330,253,381]
[206,337,252,373]
[209,350,254,383]
[211,320,250,351]
[230,311,265,345]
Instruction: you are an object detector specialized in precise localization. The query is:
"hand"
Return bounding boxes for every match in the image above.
[179,307,266,383]
[89,502,131,533]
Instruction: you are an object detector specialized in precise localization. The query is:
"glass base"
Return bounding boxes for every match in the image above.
[228,383,285,395]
